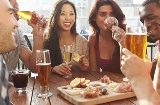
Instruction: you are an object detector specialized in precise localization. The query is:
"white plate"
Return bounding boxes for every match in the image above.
[86,81,107,89]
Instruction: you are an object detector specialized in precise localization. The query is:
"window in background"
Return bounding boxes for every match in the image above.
[16,0,145,35]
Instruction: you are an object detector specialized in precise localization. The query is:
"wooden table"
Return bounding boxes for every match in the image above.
[9,70,138,105]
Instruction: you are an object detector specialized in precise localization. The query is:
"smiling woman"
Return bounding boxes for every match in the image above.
[43,0,89,77]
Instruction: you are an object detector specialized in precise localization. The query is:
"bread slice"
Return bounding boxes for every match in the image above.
[70,78,81,88]
[72,53,80,62]
[80,78,85,84]
[81,80,90,88]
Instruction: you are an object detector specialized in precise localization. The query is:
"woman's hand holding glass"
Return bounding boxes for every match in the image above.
[53,63,72,77]
[104,17,125,44]
[112,26,125,44]
[78,55,89,71]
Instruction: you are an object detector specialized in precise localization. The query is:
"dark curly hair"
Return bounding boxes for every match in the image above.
[44,0,77,67]
[89,0,126,35]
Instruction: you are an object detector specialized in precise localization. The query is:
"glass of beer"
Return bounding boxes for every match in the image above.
[123,25,147,82]
[17,11,45,28]
[63,45,72,78]
[36,49,53,98]
[124,26,147,61]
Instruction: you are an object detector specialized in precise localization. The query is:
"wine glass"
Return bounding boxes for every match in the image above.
[104,17,119,37]
[36,49,53,98]
[63,45,72,78]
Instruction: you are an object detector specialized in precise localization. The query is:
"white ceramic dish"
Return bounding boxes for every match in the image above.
[86,81,107,89]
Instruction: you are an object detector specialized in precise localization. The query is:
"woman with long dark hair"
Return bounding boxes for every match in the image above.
[88,0,126,72]
[44,0,89,76]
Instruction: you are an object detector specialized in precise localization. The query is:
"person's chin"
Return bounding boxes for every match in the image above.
[0,44,16,54]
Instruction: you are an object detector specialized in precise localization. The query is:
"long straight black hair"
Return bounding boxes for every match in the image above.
[44,0,77,67]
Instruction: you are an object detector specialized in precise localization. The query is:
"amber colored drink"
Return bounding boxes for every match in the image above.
[124,33,147,60]
[17,11,32,20]
[36,63,51,87]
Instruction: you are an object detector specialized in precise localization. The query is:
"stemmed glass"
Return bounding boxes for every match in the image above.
[36,49,53,98]
[63,45,72,78]
[104,17,127,82]
[104,17,119,37]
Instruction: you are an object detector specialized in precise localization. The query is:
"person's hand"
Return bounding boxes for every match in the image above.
[112,26,125,44]
[53,63,72,76]
[121,48,152,82]
[27,11,47,38]
[79,55,89,71]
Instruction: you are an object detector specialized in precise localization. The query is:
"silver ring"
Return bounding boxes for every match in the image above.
[115,32,120,36]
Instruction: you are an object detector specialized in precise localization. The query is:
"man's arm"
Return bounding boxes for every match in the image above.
[132,75,160,105]
[153,54,160,95]
[20,13,46,73]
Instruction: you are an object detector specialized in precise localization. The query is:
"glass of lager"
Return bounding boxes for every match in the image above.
[124,25,147,61]
[36,49,53,98]
[17,11,45,28]
[123,25,147,82]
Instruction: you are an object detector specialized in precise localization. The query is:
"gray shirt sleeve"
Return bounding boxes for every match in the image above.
[15,29,29,49]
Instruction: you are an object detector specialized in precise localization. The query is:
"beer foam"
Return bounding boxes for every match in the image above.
[36,63,51,65]
[126,33,147,35]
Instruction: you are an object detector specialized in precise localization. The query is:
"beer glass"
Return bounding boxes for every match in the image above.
[17,11,45,28]
[125,26,147,61]
[123,26,147,82]
[63,45,72,78]
[36,49,53,98]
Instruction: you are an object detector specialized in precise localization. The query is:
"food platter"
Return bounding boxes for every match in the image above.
[57,81,136,105]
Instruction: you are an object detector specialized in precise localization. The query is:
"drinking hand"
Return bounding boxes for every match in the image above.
[112,26,125,43]
[28,12,47,36]
[104,17,119,31]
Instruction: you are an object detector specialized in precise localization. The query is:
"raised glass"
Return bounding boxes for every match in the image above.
[17,11,45,28]
[125,26,147,61]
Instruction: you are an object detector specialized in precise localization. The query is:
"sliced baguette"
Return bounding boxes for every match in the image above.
[81,80,90,88]
[80,78,85,84]
[70,78,81,88]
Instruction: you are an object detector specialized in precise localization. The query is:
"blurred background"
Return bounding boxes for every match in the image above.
[17,0,157,61]
[17,0,144,35]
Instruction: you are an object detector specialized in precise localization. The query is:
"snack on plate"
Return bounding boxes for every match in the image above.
[107,82,119,90]
[114,82,134,93]
[86,81,107,89]
[72,53,80,62]
[70,78,90,88]
[81,80,90,88]
[100,88,108,95]
[65,89,82,96]
[70,78,81,88]
[84,87,99,98]
[100,75,111,84]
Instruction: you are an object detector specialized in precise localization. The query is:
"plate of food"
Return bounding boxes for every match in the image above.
[86,81,107,89]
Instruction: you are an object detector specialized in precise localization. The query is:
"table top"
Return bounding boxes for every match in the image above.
[9,70,138,105]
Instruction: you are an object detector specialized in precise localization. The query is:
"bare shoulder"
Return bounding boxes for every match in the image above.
[88,34,96,44]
